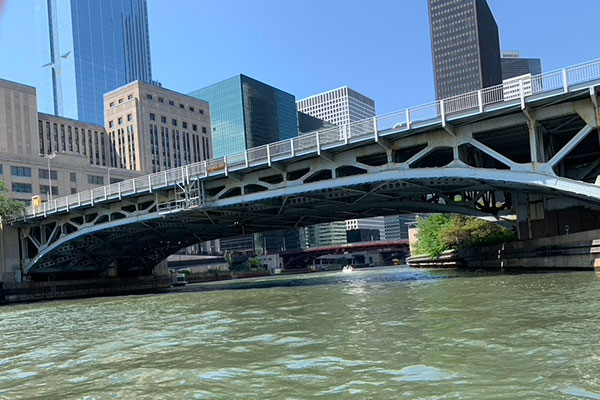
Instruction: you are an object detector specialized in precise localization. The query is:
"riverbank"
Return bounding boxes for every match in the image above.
[408,228,600,271]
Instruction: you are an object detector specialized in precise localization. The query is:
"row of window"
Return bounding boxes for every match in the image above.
[108,114,134,128]
[38,120,108,167]
[148,113,208,133]
[145,93,205,115]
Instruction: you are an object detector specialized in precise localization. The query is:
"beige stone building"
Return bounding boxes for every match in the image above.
[0,78,140,203]
[104,81,212,173]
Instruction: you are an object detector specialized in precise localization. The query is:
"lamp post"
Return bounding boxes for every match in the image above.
[106,167,113,185]
[40,152,57,201]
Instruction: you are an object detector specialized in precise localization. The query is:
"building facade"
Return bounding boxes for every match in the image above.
[428,0,502,99]
[0,78,140,203]
[384,215,418,241]
[296,86,375,126]
[298,86,376,247]
[501,51,542,80]
[35,0,153,125]
[346,217,386,239]
[104,81,212,173]
[189,75,299,158]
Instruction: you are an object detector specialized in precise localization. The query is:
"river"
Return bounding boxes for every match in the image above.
[1,267,600,399]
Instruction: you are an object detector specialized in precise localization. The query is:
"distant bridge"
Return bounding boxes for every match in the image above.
[10,58,600,277]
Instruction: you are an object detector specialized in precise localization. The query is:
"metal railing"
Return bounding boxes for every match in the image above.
[14,58,600,221]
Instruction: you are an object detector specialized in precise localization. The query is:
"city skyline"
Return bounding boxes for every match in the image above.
[0,0,598,116]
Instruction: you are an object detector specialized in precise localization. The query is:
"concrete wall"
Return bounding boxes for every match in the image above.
[0,223,21,284]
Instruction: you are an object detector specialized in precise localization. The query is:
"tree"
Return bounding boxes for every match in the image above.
[0,182,25,221]
[414,214,515,258]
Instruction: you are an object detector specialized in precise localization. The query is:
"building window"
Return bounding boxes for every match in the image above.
[110,177,124,184]
[179,103,184,109]
[182,121,188,129]
[202,127,207,133]
[118,98,123,104]
[0,165,3,174]
[199,109,204,114]
[172,119,177,127]
[109,102,114,107]
[88,175,104,185]
[189,106,195,112]
[40,185,58,196]
[150,113,156,121]
[158,97,164,103]
[169,100,174,106]
[11,166,31,177]
[70,172,76,183]
[118,117,123,125]
[39,169,57,180]
[192,124,198,131]
[127,114,133,122]
[71,187,77,194]
[12,182,32,193]
[127,94,133,100]
[147,94,153,100]
[109,120,114,128]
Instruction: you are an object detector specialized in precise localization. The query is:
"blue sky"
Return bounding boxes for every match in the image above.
[0,0,598,114]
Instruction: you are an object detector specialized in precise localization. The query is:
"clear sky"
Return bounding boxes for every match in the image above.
[0,0,598,114]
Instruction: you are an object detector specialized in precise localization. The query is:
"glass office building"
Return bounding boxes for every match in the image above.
[428,0,502,99]
[35,0,153,125]
[189,75,298,158]
[501,51,542,80]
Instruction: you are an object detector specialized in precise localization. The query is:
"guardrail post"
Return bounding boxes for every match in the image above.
[267,144,272,166]
[290,138,295,157]
[204,160,208,177]
[148,175,152,193]
[118,182,122,200]
[440,100,446,127]
[132,178,136,193]
[245,150,249,168]
[343,125,348,144]
[78,193,81,206]
[562,68,569,93]
[104,186,107,200]
[43,202,47,217]
[405,109,411,129]
[316,131,321,155]
[373,116,379,142]
[224,156,228,176]
[478,90,484,113]
[90,190,94,206]
[185,165,189,185]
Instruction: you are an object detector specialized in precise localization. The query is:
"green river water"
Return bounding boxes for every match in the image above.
[1,267,600,399]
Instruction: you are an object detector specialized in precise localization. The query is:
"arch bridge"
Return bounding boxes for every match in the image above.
[10,59,600,277]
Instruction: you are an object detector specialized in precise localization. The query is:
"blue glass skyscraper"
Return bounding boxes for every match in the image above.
[189,75,298,158]
[35,0,153,125]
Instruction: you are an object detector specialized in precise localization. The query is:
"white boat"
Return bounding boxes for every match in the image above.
[342,266,355,273]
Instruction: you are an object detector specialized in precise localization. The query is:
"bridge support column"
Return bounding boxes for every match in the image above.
[514,193,531,240]
[0,224,23,285]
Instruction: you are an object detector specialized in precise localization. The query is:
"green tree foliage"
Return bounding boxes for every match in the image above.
[0,182,25,221]
[414,214,515,258]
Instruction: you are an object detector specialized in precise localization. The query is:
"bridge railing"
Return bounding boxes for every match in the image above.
[13,58,600,222]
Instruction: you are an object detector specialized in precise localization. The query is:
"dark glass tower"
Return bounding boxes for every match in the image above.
[189,75,298,158]
[35,0,153,125]
[501,51,542,80]
[428,0,502,99]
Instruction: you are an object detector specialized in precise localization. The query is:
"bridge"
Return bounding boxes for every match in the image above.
[8,58,600,279]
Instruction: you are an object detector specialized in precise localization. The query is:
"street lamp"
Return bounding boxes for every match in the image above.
[40,152,57,201]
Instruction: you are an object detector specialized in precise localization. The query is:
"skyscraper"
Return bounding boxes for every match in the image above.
[297,86,376,247]
[189,75,298,159]
[35,0,153,125]
[296,86,375,125]
[428,0,502,99]
[501,51,542,80]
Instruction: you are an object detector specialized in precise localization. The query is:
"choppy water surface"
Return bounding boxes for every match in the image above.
[2,267,600,399]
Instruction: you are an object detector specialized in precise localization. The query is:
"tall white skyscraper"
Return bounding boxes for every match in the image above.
[297,86,375,126]
[298,86,376,247]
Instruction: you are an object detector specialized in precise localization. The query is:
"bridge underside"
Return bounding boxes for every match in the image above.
[15,83,600,277]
